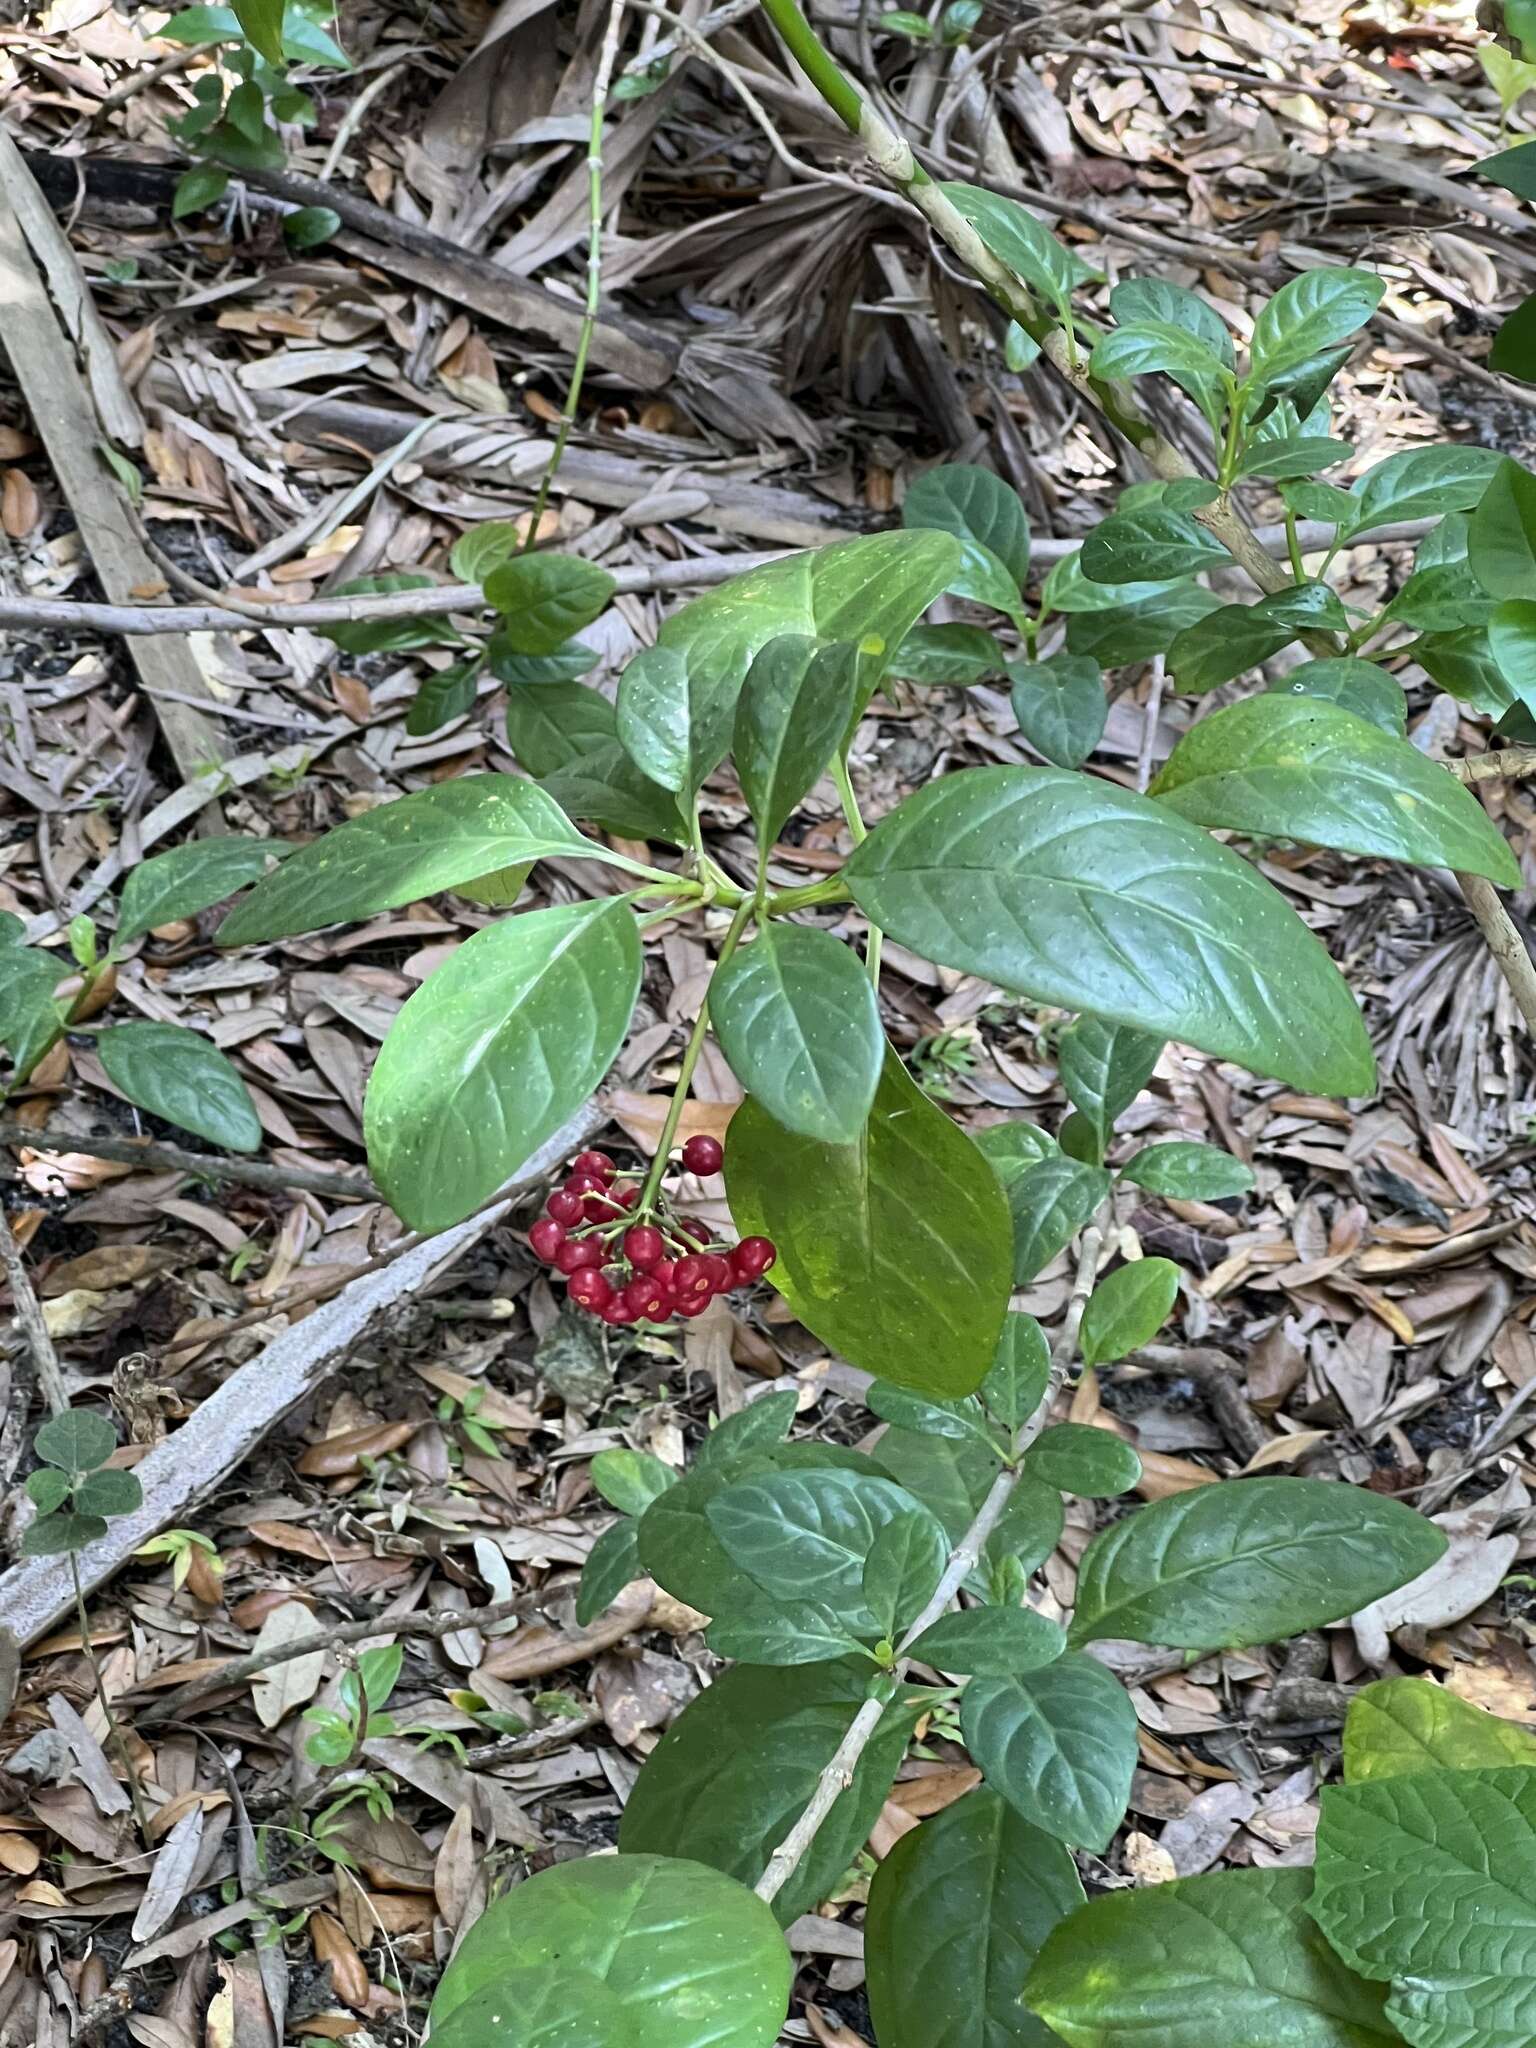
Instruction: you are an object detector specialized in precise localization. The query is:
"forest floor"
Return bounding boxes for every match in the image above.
[2,0,1536,2041]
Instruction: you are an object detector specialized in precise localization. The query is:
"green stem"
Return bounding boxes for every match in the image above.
[637,898,754,1212]
[71,1552,151,1840]
[758,0,866,131]
[764,875,852,915]
[521,0,628,549]
[831,754,882,987]
[1284,505,1306,584]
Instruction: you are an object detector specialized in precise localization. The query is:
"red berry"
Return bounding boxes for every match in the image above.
[624,1225,663,1270]
[600,1297,635,1326]
[679,1218,712,1245]
[622,1276,671,1323]
[732,1236,777,1281]
[565,1171,604,1198]
[573,1150,616,1181]
[529,1218,566,1262]
[555,1238,602,1274]
[652,1257,677,1290]
[681,1134,724,1176]
[546,1188,582,1226]
[672,1254,714,1301]
[582,1191,622,1223]
[613,1183,641,1210]
[700,1253,734,1294]
[676,1295,711,1317]
[568,1267,612,1312]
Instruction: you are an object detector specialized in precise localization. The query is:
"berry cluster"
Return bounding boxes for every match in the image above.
[528,1137,776,1328]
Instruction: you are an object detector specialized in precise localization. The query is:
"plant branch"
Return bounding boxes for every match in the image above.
[637,899,754,1210]
[0,1201,70,1416]
[1,1119,375,1203]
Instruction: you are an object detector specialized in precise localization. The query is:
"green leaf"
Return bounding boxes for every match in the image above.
[173,163,230,217]
[656,530,962,732]
[488,638,599,686]
[117,839,291,946]
[961,1652,1139,1851]
[1151,697,1520,885]
[1044,550,1188,616]
[1383,557,1494,634]
[1234,435,1354,482]
[364,898,641,1231]
[21,1510,110,1556]
[974,1120,1056,1189]
[450,522,527,584]
[709,925,882,1145]
[1080,504,1226,584]
[0,947,67,1079]
[1412,624,1516,719]
[1110,279,1234,366]
[1343,1677,1536,1785]
[1058,1015,1163,1162]
[704,1594,867,1667]
[26,1468,72,1513]
[881,8,932,34]
[538,741,688,843]
[576,1518,642,1626]
[481,555,615,655]
[1077,1261,1179,1371]
[1027,1866,1400,2047]
[590,1450,677,1517]
[889,623,1004,685]
[502,681,615,777]
[1002,1156,1112,1286]
[429,1853,791,2048]
[1311,1767,1536,2048]
[1091,322,1231,432]
[1344,446,1505,537]
[618,1662,923,1923]
[725,1051,1012,1397]
[35,1410,117,1472]
[941,183,1098,312]
[218,777,613,945]
[98,1023,261,1152]
[1070,1476,1448,1649]
[428,1966,639,2048]
[732,638,861,846]
[861,1509,951,1636]
[1478,137,1536,198]
[1491,598,1536,714]
[1066,584,1224,667]
[614,645,721,798]
[1027,1421,1143,1497]
[1007,656,1106,769]
[1268,658,1407,736]
[875,1426,1006,1543]
[866,1383,997,1448]
[707,1467,946,1632]
[1470,457,1536,599]
[694,1390,798,1474]
[73,1468,143,1517]
[909,1605,1066,1677]
[230,0,283,59]
[982,1314,1051,1432]
[867,1789,1084,2048]
[317,575,455,657]
[848,764,1374,1096]
[1248,270,1384,386]
[1005,321,1039,370]
[1122,1140,1255,1201]
[283,205,339,248]
[904,464,1031,605]
[1166,583,1348,694]
[405,660,480,738]
[1490,289,1536,381]
[303,1709,357,1767]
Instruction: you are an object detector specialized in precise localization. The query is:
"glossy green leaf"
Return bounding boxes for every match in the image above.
[982,1314,1051,1433]
[1058,1015,1162,1161]
[862,1509,951,1637]
[961,1652,1138,1851]
[430,1854,791,2048]
[618,1661,923,1923]
[117,840,291,946]
[450,521,526,584]
[1248,269,1384,385]
[1077,1260,1178,1370]
[1267,658,1406,736]
[98,1022,261,1152]
[725,1051,1012,1397]
[694,1390,799,1474]
[405,660,481,737]
[590,1449,677,1517]
[1470,457,1536,599]
[1167,583,1348,694]
[941,183,1098,311]
[1110,279,1234,365]
[1027,1866,1399,2047]
[1343,1676,1536,1785]
[1070,1476,1448,1649]
[1478,137,1536,198]
[218,778,610,945]
[482,555,615,655]
[21,1510,109,1556]
[707,1466,945,1631]
[1490,598,1536,714]
[904,464,1031,605]
[867,1383,998,1448]
[733,638,861,844]
[428,1967,639,2048]
[36,1410,117,1471]
[1091,321,1230,430]
[1311,1767,1536,2048]
[538,742,687,843]
[909,1605,1066,1677]
[1412,625,1515,720]
[867,1789,1084,2048]
[576,1518,642,1626]
[230,0,283,61]
[364,898,641,1231]
[502,681,615,775]
[616,645,725,799]
[890,622,1005,685]
[1081,504,1226,584]
[874,1426,1005,1543]
[974,1120,1056,1189]
[1234,435,1354,482]
[1383,557,1493,634]
[1490,289,1536,381]
[1151,697,1519,884]
[1122,1140,1255,1201]
[1003,1156,1112,1286]
[705,1595,867,1667]
[1027,1421,1143,1497]
[848,765,1374,1095]
[1065,584,1224,667]
[1343,446,1505,537]
[488,638,598,686]
[709,925,882,1145]
[1007,655,1106,769]
[73,1468,143,1517]
[1043,550,1187,615]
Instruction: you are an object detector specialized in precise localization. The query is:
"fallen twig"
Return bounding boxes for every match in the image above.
[0,1120,376,1204]
[0,1203,70,1417]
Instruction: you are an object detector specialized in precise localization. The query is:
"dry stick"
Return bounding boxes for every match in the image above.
[755,0,1536,1033]
[0,1202,70,1416]
[0,1119,376,1203]
[755,1212,1108,1908]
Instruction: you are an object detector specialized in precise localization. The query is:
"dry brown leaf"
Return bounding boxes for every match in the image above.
[1242,1429,1333,1472]
[478,1579,655,1681]
[433,1805,476,1934]
[295,1422,415,1477]
[249,1603,325,1728]
[310,1912,369,2009]
[885,1766,981,1817]
[1,467,39,537]
[609,1089,736,1154]
[132,1804,206,1944]
[1133,1450,1219,1499]
[1123,1829,1178,1884]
